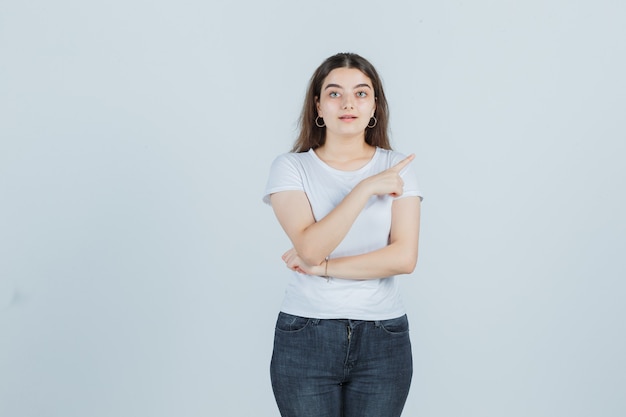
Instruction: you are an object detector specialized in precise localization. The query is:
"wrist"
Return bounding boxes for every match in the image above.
[310,262,323,277]
[354,180,374,199]
[317,257,330,278]
[321,257,331,282]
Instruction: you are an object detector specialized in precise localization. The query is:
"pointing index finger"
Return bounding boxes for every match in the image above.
[390,153,415,172]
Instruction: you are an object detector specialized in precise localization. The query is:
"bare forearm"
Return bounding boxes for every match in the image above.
[287,184,372,265]
[310,243,418,280]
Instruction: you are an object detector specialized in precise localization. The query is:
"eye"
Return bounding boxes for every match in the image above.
[329,91,340,98]
[356,91,368,98]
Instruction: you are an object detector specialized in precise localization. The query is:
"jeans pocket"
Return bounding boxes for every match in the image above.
[275,312,311,333]
[379,314,410,335]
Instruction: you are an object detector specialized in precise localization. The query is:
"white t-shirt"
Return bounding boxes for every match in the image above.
[263,147,422,320]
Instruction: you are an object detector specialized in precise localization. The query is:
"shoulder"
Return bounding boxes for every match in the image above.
[375,148,410,168]
[264,151,313,204]
[270,150,312,168]
[267,150,317,181]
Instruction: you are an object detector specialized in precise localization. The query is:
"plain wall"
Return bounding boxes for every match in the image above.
[1,1,625,416]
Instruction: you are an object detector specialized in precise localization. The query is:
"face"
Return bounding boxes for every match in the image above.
[316,67,376,139]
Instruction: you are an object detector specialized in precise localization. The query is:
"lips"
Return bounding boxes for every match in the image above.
[339,115,357,120]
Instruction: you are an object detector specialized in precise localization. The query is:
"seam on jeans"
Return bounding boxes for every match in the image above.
[274,320,312,334]
[379,316,410,335]
[275,313,312,333]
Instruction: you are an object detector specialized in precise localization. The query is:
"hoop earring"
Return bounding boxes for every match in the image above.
[315,116,325,128]
[367,116,377,128]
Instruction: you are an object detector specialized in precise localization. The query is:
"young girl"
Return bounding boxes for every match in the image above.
[263,52,422,417]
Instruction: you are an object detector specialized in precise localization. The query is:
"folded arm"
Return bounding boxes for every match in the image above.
[270,154,415,266]
[282,196,421,279]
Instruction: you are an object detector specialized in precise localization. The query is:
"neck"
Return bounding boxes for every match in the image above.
[318,135,373,162]
[314,136,376,171]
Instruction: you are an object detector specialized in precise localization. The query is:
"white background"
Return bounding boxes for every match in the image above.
[1,1,625,416]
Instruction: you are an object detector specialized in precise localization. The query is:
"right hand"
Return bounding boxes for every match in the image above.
[360,154,415,197]
[281,247,324,276]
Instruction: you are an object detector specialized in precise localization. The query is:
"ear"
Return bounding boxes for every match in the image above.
[315,96,322,116]
[372,97,377,117]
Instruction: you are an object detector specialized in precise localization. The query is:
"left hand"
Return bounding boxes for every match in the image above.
[282,248,323,276]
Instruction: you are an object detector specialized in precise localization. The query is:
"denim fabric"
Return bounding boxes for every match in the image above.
[270,312,413,417]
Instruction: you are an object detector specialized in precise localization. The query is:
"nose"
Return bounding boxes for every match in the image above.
[342,94,354,110]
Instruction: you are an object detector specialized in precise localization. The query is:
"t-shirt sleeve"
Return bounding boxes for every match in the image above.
[262,153,304,205]
[393,152,423,201]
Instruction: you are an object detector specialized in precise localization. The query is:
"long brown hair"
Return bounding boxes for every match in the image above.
[291,53,392,153]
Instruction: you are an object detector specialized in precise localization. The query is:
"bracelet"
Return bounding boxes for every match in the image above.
[324,256,330,279]
[324,257,330,282]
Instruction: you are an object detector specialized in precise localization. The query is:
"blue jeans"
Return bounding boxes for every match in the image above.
[270,312,413,417]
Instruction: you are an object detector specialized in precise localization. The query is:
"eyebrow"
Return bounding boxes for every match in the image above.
[324,83,372,90]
